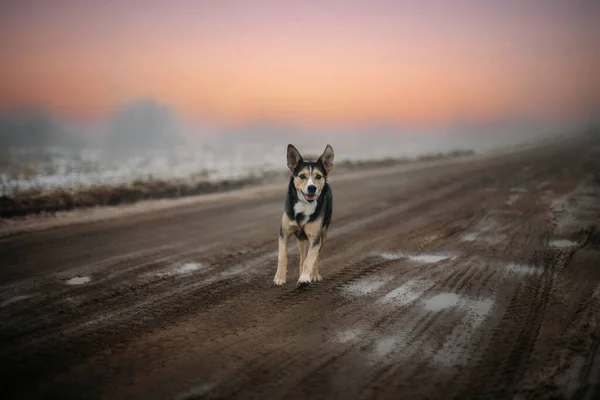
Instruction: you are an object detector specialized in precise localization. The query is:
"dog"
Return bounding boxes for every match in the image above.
[273,144,335,287]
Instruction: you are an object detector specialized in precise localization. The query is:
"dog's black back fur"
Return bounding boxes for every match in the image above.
[284,160,333,235]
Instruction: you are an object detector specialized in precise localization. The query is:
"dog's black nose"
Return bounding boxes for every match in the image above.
[307,185,317,194]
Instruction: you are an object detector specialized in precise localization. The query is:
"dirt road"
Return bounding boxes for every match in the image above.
[1,136,600,400]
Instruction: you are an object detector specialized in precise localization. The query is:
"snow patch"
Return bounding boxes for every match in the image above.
[174,383,217,400]
[380,279,435,305]
[334,328,363,344]
[1,295,32,308]
[378,252,453,264]
[466,298,494,324]
[549,239,577,248]
[506,262,541,276]
[461,233,479,242]
[342,274,394,297]
[375,337,397,358]
[156,262,205,277]
[505,194,520,205]
[66,276,91,285]
[423,293,460,312]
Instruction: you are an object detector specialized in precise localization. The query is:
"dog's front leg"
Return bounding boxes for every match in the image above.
[274,228,290,286]
[298,233,322,286]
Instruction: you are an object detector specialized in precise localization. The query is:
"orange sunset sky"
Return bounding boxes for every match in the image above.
[1,0,599,127]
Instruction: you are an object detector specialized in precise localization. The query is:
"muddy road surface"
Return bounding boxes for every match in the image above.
[2,137,600,400]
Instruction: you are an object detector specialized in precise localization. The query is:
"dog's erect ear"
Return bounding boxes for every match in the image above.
[287,144,303,174]
[318,144,334,174]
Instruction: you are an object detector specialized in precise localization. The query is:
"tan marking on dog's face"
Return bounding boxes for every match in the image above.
[293,165,326,193]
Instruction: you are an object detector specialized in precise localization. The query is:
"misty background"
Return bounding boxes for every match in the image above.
[0,99,595,196]
[1,99,593,195]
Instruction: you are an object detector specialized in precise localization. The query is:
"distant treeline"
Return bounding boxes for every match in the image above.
[0,99,184,157]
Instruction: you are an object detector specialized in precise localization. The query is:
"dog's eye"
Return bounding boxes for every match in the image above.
[315,175,322,180]
[299,174,306,179]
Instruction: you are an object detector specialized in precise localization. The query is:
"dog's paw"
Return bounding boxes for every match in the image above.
[311,273,322,282]
[297,273,312,287]
[273,276,286,286]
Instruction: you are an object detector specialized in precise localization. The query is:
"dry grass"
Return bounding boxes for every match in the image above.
[0,149,474,219]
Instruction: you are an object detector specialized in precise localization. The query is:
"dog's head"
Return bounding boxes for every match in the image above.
[286,144,335,203]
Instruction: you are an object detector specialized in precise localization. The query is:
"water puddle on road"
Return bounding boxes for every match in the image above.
[66,276,91,285]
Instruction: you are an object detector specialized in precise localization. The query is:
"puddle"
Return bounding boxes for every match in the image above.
[66,276,91,285]
[156,262,205,277]
[379,252,453,264]
[342,275,394,297]
[549,239,577,248]
[506,263,541,276]
[1,295,32,308]
[424,293,460,312]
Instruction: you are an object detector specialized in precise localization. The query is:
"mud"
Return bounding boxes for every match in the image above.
[1,137,599,400]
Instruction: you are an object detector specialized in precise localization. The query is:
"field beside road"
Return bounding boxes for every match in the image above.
[1,136,599,400]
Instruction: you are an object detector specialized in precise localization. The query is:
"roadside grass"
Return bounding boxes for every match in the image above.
[0,149,474,219]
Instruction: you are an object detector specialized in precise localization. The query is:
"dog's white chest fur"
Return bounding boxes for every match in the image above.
[294,200,317,225]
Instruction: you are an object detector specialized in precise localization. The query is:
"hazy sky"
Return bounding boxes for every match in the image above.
[1,0,599,127]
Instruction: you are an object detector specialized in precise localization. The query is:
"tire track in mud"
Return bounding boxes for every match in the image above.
[450,177,600,399]
[146,148,596,400]
[1,171,483,399]
[335,261,493,398]
[286,150,599,400]
[3,138,600,400]
[0,242,287,399]
[70,191,485,400]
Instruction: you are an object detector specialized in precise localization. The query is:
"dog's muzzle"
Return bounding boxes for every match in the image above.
[302,191,317,202]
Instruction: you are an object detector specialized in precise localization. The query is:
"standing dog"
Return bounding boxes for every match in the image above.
[273,144,334,287]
